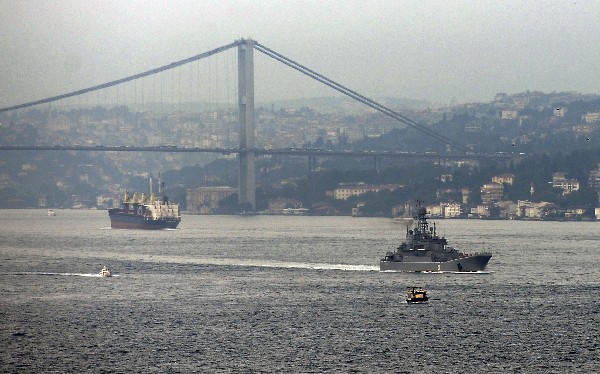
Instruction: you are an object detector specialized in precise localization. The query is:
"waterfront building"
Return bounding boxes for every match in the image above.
[268,198,304,214]
[441,202,461,218]
[187,186,237,214]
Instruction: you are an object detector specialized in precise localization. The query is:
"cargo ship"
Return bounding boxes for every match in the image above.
[380,205,491,272]
[108,190,181,230]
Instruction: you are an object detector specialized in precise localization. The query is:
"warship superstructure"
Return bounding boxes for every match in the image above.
[381,206,491,272]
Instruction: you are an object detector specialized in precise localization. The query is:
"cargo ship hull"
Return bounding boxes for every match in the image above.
[109,213,180,230]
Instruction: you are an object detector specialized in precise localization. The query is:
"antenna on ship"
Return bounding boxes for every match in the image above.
[149,176,155,203]
[158,172,162,195]
[158,171,168,204]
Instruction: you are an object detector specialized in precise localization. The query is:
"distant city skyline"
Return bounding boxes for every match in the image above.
[2,1,600,109]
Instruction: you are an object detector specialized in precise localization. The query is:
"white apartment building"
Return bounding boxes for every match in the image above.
[333,183,402,200]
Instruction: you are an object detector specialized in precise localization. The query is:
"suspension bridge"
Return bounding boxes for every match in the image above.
[0,39,506,210]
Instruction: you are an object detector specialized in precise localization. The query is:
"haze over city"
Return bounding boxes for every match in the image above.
[2,0,600,108]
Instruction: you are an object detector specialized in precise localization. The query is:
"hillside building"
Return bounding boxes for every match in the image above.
[552,172,579,195]
[492,173,515,185]
[332,183,402,200]
[481,182,504,203]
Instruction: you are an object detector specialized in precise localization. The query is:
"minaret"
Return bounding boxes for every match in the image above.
[530,182,535,196]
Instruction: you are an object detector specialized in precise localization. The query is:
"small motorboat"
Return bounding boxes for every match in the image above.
[406,286,428,303]
[99,266,112,277]
[46,209,57,216]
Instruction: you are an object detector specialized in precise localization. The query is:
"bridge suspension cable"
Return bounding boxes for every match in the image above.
[254,42,469,153]
[0,41,241,114]
[3,38,469,153]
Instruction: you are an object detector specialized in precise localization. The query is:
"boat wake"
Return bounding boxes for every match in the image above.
[381,270,492,274]
[87,252,379,272]
[162,257,379,272]
[0,249,377,273]
[6,272,119,277]
[100,227,179,230]
[259,262,378,272]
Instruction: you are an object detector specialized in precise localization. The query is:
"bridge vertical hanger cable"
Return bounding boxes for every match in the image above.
[197,63,200,111]
[179,65,183,112]
[159,71,163,114]
[121,77,125,113]
[1,38,467,154]
[215,52,220,113]
[255,42,464,151]
[141,75,144,109]
[189,62,193,113]
[226,48,233,143]
[225,48,231,111]
[253,42,469,153]
[153,73,156,114]
[115,84,119,125]
[170,67,174,112]
[208,54,212,115]
[0,41,240,113]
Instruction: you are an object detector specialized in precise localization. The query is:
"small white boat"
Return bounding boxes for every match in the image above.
[46,209,57,216]
[99,266,112,277]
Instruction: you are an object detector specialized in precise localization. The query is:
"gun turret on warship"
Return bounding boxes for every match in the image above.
[380,205,491,272]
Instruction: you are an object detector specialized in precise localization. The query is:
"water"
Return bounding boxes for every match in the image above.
[1,210,599,373]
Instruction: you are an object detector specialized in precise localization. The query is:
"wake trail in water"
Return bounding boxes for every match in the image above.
[381,270,493,274]
[135,256,380,272]
[1,248,378,272]
[255,262,378,272]
[5,272,119,277]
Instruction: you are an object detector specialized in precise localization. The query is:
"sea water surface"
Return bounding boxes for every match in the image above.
[1,209,599,373]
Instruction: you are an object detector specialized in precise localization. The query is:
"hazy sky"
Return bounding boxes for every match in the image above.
[2,0,600,108]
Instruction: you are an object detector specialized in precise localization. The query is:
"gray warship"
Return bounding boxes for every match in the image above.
[380,206,492,272]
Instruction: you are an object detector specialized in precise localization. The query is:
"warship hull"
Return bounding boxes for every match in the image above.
[380,253,492,272]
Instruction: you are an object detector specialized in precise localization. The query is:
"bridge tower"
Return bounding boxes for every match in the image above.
[238,39,256,210]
